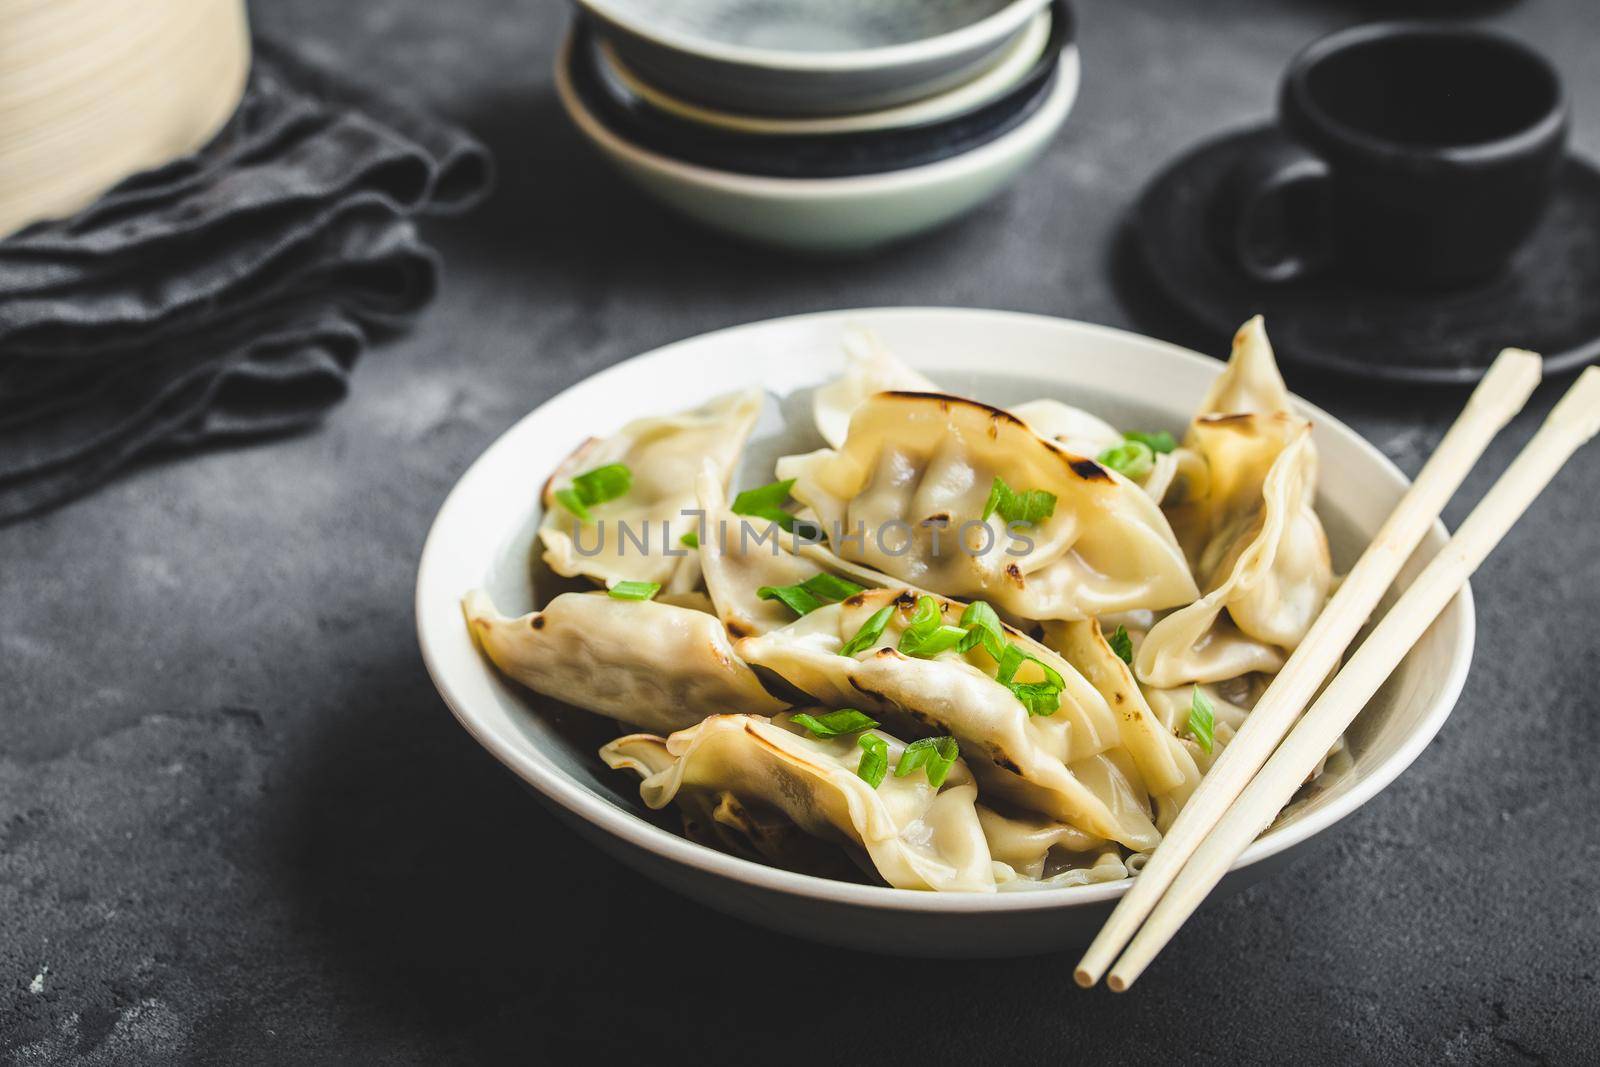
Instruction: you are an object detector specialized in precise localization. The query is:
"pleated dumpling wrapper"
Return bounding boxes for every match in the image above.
[462,590,785,733]
[1136,318,1333,687]
[779,391,1199,622]
[601,713,996,893]
[539,389,763,589]
[737,588,1162,851]
[977,805,1132,889]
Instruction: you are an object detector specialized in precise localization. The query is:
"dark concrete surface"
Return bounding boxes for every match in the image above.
[4,1,1599,1062]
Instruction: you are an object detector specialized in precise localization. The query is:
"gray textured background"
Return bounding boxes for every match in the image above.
[4,0,1599,1062]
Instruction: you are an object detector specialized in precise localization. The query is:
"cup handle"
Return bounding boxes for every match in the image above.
[1212,137,1334,284]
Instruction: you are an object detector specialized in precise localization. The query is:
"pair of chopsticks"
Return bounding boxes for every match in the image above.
[1078,352,1600,992]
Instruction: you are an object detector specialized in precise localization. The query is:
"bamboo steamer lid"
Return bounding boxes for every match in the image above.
[0,0,250,237]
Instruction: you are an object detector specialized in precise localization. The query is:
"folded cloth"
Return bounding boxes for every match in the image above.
[0,37,491,522]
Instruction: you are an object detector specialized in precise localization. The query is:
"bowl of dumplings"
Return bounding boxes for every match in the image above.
[417,308,1474,957]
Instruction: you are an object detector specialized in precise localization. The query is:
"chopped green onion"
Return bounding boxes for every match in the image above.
[994,643,1064,716]
[1108,624,1133,665]
[608,581,660,601]
[956,600,1008,660]
[1124,430,1177,454]
[757,573,865,618]
[553,488,591,522]
[791,709,879,738]
[679,531,699,549]
[553,462,632,521]
[981,476,1057,526]
[894,736,960,787]
[838,604,895,657]
[900,625,970,658]
[895,596,967,658]
[857,733,889,788]
[1097,440,1155,480]
[1188,686,1216,754]
[572,463,631,502]
[731,478,802,532]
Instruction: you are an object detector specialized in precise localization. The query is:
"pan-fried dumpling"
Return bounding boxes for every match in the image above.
[813,333,1196,502]
[539,389,763,589]
[813,331,938,449]
[1044,619,1200,803]
[737,589,1160,850]
[601,712,995,892]
[1140,436,1330,683]
[462,589,786,732]
[778,392,1198,622]
[1136,320,1332,687]
[603,733,859,878]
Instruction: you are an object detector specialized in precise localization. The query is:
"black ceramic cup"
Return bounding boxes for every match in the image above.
[1216,21,1568,289]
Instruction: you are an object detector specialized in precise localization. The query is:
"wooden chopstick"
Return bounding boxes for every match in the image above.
[1075,348,1544,988]
[1106,366,1600,990]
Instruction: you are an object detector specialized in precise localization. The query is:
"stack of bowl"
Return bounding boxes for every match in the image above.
[557,0,1078,253]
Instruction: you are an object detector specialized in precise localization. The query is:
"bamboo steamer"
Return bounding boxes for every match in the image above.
[0,0,250,237]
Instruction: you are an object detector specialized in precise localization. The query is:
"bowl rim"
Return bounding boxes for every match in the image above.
[594,5,1055,138]
[576,0,1051,74]
[555,30,1081,195]
[416,307,1475,914]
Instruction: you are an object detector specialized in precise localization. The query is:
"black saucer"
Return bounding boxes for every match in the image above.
[1137,126,1600,384]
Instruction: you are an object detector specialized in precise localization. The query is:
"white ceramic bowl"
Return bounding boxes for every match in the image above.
[594,6,1054,137]
[555,34,1080,253]
[416,308,1475,958]
[578,0,1052,115]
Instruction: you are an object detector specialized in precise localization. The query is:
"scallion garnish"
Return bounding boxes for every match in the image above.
[791,709,879,738]
[731,478,802,532]
[856,733,889,788]
[608,580,660,601]
[1123,430,1177,454]
[894,736,960,787]
[1188,686,1216,754]
[553,462,632,521]
[995,642,1065,716]
[838,604,895,657]
[981,476,1057,526]
[896,596,967,657]
[956,600,1007,660]
[1097,440,1155,480]
[757,573,865,618]
[1108,624,1133,665]
[679,531,699,549]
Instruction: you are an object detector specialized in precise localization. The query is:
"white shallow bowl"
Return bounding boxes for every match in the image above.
[595,7,1053,137]
[579,0,1052,115]
[416,308,1474,958]
[555,36,1080,253]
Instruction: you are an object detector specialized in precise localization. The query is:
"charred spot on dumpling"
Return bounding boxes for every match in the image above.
[920,513,951,527]
[530,615,546,630]
[894,591,919,612]
[1004,563,1025,587]
[842,592,868,608]
[990,752,1022,775]
[849,678,891,704]
[1069,457,1112,482]
[1113,692,1125,705]
[883,391,1029,429]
